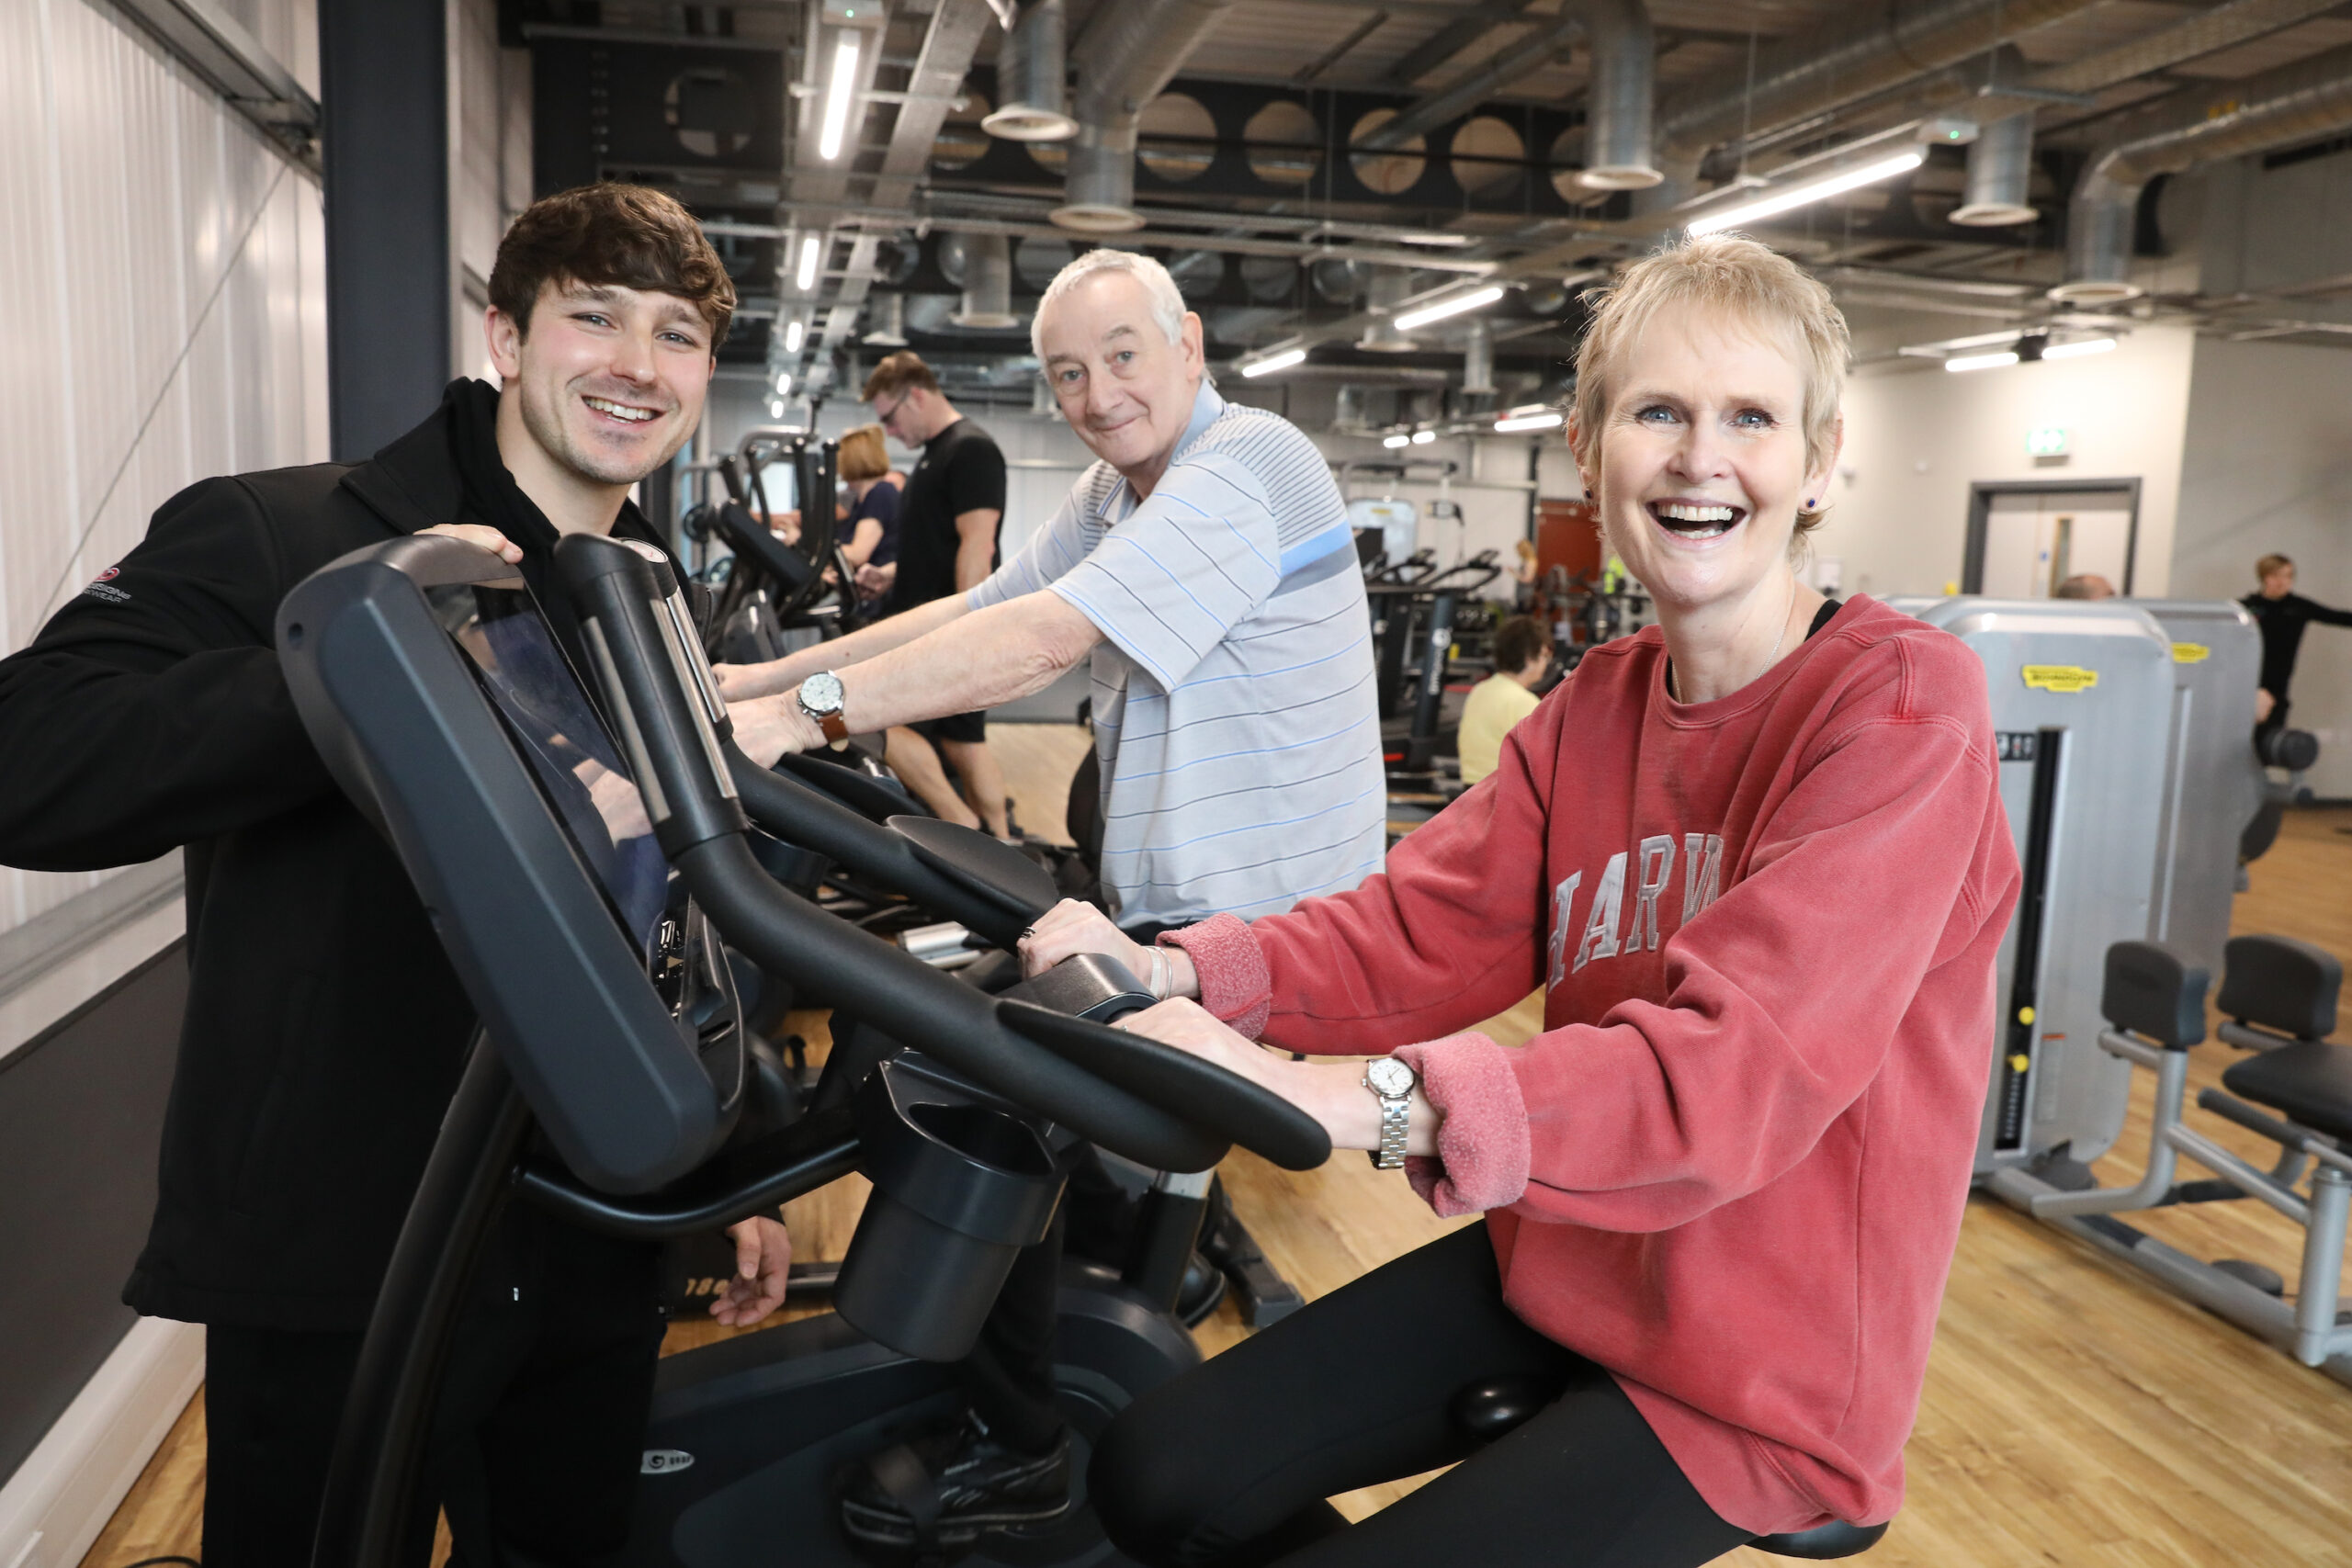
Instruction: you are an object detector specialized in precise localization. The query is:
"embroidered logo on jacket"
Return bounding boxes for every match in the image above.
[83,566,130,604]
[1546,833,1724,987]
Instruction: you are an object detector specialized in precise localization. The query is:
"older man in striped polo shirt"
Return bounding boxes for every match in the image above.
[724,248,1385,934]
[720,249,1385,1550]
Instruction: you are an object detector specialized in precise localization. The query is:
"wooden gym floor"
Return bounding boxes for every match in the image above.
[80,727,2352,1567]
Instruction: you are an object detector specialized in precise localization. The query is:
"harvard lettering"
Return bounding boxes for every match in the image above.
[1547,830,1726,985]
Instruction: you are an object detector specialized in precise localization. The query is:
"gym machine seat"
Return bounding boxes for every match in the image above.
[2214,934,2352,1142]
[1986,934,2352,1388]
[1447,1381,1889,1559]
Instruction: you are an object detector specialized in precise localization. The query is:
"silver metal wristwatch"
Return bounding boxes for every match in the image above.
[1363,1056,1417,1170]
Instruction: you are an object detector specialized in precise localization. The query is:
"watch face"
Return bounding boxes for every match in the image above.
[1365,1057,1414,1098]
[800,671,845,714]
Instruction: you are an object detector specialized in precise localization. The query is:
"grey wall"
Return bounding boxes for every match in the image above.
[0,946,187,1487]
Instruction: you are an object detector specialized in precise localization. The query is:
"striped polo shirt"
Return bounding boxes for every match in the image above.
[969,381,1385,930]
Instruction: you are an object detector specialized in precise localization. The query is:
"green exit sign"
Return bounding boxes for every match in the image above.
[2028,425,2070,457]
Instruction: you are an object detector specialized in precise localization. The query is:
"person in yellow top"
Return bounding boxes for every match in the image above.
[1457,614,1554,784]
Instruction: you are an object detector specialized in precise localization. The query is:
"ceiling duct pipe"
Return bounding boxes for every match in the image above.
[864,290,908,346]
[1578,0,1660,189]
[1052,0,1235,233]
[1463,318,1496,395]
[1358,0,1657,190]
[954,232,1020,326]
[1637,0,2108,211]
[1952,111,2038,225]
[1360,268,1419,352]
[983,0,1078,141]
[2054,40,2352,302]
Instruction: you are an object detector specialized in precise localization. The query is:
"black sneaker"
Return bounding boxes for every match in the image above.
[838,1413,1071,1560]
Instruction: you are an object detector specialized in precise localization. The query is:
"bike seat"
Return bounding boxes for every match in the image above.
[1752,1520,1890,1559]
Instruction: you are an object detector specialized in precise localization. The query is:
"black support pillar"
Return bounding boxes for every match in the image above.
[321,0,451,462]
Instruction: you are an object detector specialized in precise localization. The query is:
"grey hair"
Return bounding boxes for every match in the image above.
[1032,247,1189,361]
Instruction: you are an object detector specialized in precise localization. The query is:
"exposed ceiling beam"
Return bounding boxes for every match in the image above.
[1385,0,1536,88]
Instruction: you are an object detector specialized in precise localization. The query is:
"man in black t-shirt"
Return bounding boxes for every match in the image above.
[853,351,1012,836]
[2243,551,2352,739]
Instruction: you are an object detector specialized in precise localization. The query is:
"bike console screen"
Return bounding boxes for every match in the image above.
[426,581,671,961]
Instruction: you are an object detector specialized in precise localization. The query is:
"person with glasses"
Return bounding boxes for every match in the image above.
[842,352,1013,837]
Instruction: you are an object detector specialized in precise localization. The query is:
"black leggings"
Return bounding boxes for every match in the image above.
[1089,1223,1752,1568]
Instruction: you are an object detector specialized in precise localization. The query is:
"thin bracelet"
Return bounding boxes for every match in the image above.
[1148,944,1169,1000]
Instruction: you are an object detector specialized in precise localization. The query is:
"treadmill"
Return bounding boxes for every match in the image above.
[275,532,1329,1567]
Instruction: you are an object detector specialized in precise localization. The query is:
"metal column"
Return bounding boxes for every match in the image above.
[321,0,451,461]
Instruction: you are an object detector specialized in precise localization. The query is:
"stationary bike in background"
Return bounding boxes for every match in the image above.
[681,432,863,666]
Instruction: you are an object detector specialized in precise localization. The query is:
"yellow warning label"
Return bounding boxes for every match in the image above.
[2022,664,2098,694]
[2172,642,2211,664]
[2007,1055,2031,1074]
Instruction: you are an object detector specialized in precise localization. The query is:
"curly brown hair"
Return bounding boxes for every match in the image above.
[489,183,736,343]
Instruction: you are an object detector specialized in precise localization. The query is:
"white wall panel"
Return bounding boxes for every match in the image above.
[0,0,327,942]
[2177,337,2352,800]
[1825,328,2198,603]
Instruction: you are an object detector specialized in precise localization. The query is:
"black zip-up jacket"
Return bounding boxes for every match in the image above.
[0,388,673,1330]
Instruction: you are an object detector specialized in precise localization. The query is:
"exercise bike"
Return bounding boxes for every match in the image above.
[278,532,1335,1568]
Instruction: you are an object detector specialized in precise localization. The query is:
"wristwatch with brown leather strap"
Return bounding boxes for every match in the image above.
[795,671,850,750]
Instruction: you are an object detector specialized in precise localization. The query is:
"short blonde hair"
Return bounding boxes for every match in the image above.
[1568,234,1850,537]
[838,423,889,483]
[2256,552,2294,581]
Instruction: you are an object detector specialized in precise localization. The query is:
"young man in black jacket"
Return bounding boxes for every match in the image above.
[0,183,788,1566]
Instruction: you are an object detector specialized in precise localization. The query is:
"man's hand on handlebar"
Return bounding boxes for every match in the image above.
[712,1213,792,1327]
[854,561,896,602]
[727,694,827,767]
[1018,899,1198,1000]
[419,523,523,564]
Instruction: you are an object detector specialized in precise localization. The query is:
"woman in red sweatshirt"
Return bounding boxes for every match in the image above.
[1020,234,2021,1568]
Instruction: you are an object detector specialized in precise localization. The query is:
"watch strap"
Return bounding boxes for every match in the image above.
[1366,1060,1412,1170]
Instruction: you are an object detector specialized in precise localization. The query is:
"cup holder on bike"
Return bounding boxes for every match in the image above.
[835,1054,1067,1361]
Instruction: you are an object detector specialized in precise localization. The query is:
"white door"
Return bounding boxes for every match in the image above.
[1975,488,2135,597]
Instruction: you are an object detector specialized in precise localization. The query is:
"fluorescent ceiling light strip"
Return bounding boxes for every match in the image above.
[1240,347,1307,378]
[1494,412,1563,433]
[1382,433,1411,448]
[797,235,821,291]
[775,371,792,394]
[1410,429,1437,445]
[2042,337,2117,360]
[1945,350,2018,372]
[1393,286,1506,333]
[1686,151,1925,237]
[818,34,863,161]
[784,319,806,353]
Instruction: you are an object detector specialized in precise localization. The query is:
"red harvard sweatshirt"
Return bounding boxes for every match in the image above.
[1165,596,2019,1534]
